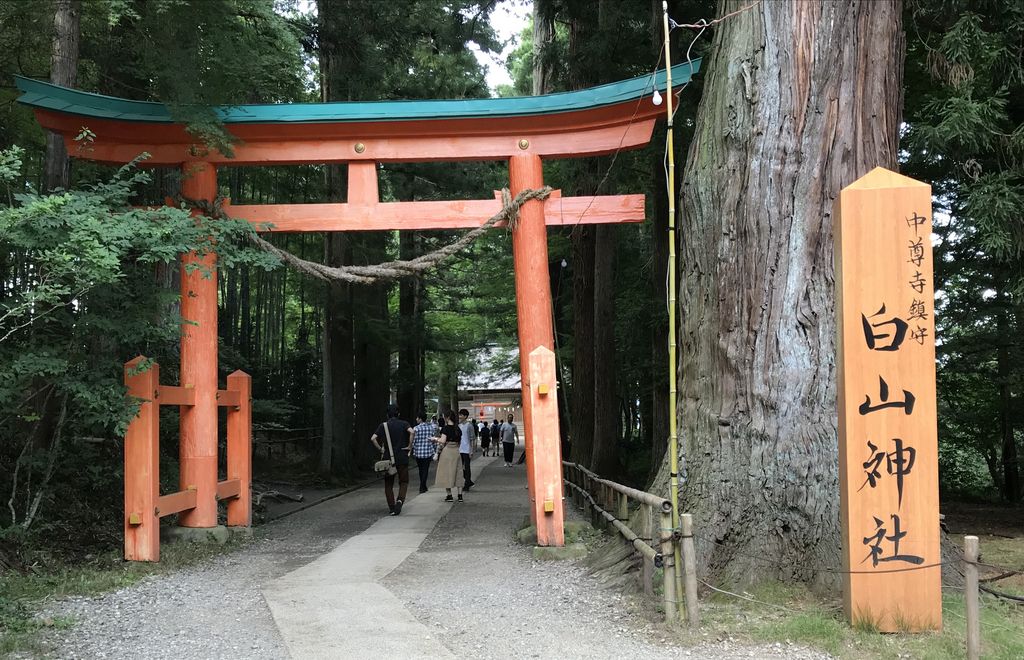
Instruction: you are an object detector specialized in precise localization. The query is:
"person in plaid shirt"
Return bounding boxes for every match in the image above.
[411,413,439,494]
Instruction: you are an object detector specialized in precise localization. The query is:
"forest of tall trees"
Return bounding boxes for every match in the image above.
[0,0,1021,598]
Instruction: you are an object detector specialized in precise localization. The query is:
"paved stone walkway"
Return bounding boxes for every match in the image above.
[263,457,496,659]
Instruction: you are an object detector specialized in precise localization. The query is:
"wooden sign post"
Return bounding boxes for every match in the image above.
[834,167,941,632]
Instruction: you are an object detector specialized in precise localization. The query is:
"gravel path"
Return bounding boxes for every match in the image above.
[32,459,831,659]
[383,461,831,660]
[37,482,389,659]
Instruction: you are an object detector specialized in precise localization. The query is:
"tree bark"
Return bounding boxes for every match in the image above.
[43,0,80,192]
[321,231,354,475]
[353,234,392,462]
[318,0,362,475]
[996,300,1020,502]
[397,232,425,419]
[649,152,670,476]
[570,226,596,466]
[590,225,619,476]
[566,2,602,468]
[532,0,555,96]
[657,0,905,586]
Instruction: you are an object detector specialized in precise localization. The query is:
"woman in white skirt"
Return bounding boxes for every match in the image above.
[433,409,464,502]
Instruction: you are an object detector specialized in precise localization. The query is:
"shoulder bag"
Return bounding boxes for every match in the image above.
[374,422,399,476]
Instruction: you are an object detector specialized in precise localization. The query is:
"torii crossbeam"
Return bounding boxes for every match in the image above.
[16,61,700,554]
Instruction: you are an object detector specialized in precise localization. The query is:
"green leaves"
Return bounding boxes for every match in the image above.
[0,154,278,445]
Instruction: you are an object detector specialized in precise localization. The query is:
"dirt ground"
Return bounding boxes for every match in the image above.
[941,500,1024,596]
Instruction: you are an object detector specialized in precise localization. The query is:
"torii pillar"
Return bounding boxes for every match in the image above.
[177,161,219,528]
[509,154,563,546]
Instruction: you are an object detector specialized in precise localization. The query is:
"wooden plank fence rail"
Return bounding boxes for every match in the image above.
[562,461,699,625]
[252,426,322,460]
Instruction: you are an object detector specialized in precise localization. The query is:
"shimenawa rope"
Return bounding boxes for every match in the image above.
[176,186,552,284]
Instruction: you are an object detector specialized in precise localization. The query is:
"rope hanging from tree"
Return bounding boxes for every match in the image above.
[177,186,552,284]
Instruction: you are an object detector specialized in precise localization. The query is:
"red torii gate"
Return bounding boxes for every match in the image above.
[16,62,699,557]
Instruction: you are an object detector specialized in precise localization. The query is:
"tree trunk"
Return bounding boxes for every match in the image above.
[658,0,905,586]
[322,231,354,475]
[590,225,619,476]
[43,0,80,192]
[996,301,1020,502]
[566,2,603,468]
[570,226,596,466]
[649,151,670,477]
[397,232,425,419]
[532,0,555,96]
[353,234,392,461]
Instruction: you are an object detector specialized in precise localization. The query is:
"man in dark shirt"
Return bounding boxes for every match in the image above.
[370,403,414,515]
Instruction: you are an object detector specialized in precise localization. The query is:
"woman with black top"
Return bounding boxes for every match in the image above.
[433,409,464,502]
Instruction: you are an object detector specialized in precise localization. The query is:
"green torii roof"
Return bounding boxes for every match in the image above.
[14,61,700,125]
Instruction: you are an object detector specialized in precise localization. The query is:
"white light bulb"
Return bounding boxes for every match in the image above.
[652,89,663,106]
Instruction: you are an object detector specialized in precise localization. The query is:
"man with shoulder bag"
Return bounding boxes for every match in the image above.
[370,403,414,516]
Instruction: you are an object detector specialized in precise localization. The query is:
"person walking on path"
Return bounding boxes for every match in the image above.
[501,413,519,467]
[370,403,414,515]
[433,410,464,502]
[479,421,492,457]
[411,413,437,494]
[458,409,477,490]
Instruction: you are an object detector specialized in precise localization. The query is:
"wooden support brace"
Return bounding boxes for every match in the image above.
[156,487,198,517]
[157,385,195,406]
[216,389,241,407]
[216,478,241,501]
[124,357,161,561]
[225,370,252,527]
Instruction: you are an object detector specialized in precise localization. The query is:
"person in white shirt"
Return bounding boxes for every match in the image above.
[500,413,519,467]
[458,409,477,490]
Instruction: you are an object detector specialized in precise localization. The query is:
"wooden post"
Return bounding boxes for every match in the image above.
[617,492,629,521]
[178,161,219,528]
[834,168,941,631]
[660,508,678,621]
[964,535,980,660]
[225,370,252,528]
[124,356,160,562]
[509,153,556,525]
[680,513,700,626]
[528,346,564,546]
[642,503,654,596]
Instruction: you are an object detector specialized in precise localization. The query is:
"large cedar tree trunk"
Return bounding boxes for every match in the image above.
[996,302,1020,501]
[397,232,425,419]
[321,231,355,475]
[43,0,80,192]
[570,227,596,466]
[353,234,392,455]
[590,226,619,475]
[317,0,357,474]
[657,0,905,585]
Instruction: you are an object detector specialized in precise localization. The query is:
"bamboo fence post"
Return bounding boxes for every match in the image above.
[965,535,980,660]
[660,507,678,621]
[680,513,700,626]
[617,491,629,521]
[642,503,654,596]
